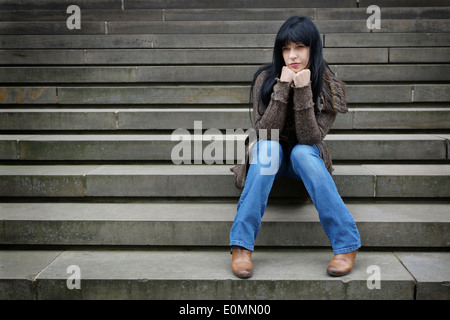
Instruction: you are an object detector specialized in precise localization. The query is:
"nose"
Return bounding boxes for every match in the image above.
[289,49,297,60]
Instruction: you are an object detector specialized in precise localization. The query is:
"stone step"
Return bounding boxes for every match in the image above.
[315,7,450,20]
[1,248,449,300]
[2,19,448,34]
[0,164,449,198]
[2,48,449,65]
[2,65,449,83]
[0,0,359,11]
[0,48,386,65]
[1,84,449,105]
[0,0,124,10]
[359,0,450,7]
[0,134,447,161]
[3,7,450,22]
[1,33,449,49]
[2,0,448,11]
[0,201,448,247]
[325,33,450,47]
[1,108,448,131]
[390,48,450,63]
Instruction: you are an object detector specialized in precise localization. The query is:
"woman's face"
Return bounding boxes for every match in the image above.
[282,42,310,73]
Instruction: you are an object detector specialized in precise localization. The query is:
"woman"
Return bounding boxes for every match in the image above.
[229,16,361,278]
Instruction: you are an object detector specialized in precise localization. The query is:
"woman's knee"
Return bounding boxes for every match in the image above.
[251,140,283,175]
[290,144,317,163]
[290,143,325,175]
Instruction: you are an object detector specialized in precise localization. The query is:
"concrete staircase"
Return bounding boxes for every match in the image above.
[0,0,449,300]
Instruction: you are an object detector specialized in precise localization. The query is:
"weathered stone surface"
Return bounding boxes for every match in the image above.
[124,0,356,9]
[0,67,138,83]
[0,165,98,197]
[105,20,450,34]
[326,134,447,160]
[85,48,273,65]
[335,64,450,82]
[0,109,117,130]
[0,9,164,22]
[1,164,448,198]
[351,108,450,130]
[414,84,450,102]
[325,33,450,47]
[0,250,62,300]
[317,7,450,20]
[1,202,448,247]
[0,35,155,49]
[53,85,425,104]
[2,65,448,83]
[1,134,445,161]
[395,252,450,300]
[390,48,450,63]
[3,7,449,23]
[0,22,105,35]
[2,108,447,130]
[0,0,123,10]
[0,48,389,65]
[152,33,275,48]
[31,249,414,299]
[359,0,450,7]
[0,49,85,65]
[164,8,315,21]
[346,85,413,103]
[56,86,249,104]
[0,136,20,159]
[364,165,450,198]
[0,87,56,104]
[324,48,388,63]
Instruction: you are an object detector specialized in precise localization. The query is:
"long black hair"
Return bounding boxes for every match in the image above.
[251,16,326,116]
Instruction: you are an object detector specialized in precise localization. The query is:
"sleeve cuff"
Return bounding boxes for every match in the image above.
[271,78,291,104]
[292,83,314,110]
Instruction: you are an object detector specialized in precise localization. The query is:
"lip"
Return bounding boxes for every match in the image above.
[290,63,301,68]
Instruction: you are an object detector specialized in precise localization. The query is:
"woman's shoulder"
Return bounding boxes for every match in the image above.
[253,65,270,87]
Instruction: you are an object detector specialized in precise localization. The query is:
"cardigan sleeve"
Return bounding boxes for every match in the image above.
[291,83,337,145]
[252,72,291,140]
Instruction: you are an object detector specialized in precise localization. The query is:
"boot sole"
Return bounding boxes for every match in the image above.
[326,270,351,277]
[233,271,253,279]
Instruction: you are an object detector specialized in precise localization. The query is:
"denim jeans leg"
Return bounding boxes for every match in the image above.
[229,140,284,251]
[289,144,361,254]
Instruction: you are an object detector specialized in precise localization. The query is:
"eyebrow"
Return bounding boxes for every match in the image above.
[283,41,305,47]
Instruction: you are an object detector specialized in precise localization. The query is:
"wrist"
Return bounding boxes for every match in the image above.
[293,80,311,88]
[279,76,293,83]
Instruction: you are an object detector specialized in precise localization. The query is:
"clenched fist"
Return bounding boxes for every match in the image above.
[280,66,296,83]
[293,69,311,88]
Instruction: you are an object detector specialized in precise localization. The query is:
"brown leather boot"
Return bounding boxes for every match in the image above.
[326,250,357,277]
[231,246,253,279]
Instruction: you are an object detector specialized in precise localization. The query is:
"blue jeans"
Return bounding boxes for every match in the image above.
[230,140,361,254]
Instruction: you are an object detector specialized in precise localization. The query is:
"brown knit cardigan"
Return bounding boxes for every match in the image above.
[230,66,348,191]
